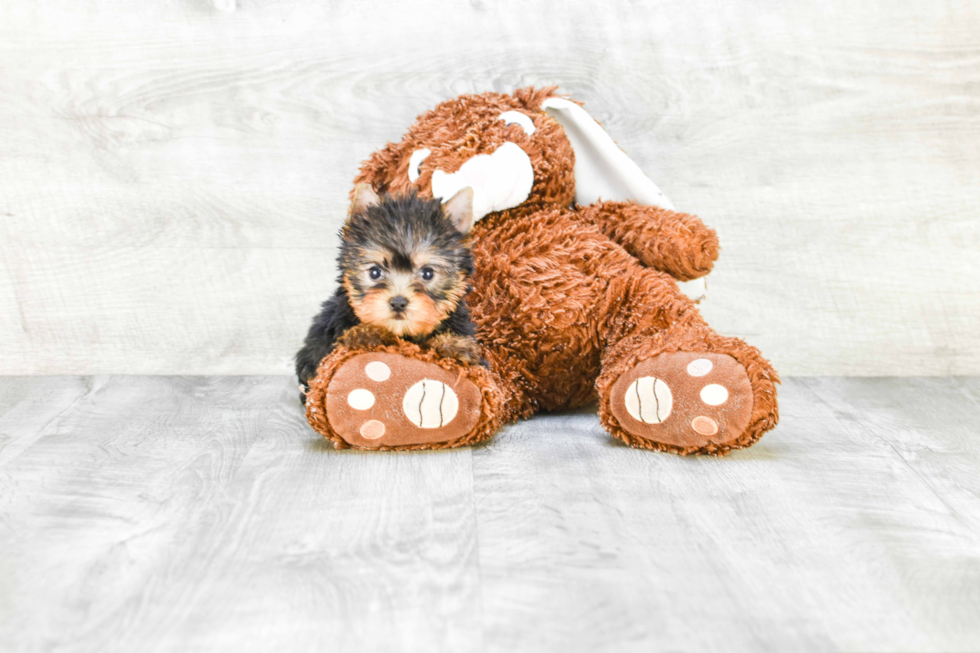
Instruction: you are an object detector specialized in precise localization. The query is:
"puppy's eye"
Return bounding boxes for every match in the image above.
[498,111,536,136]
[369,266,383,280]
[420,266,435,281]
[408,148,431,182]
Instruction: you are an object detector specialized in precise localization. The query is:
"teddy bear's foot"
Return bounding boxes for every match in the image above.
[607,351,754,453]
[320,352,485,449]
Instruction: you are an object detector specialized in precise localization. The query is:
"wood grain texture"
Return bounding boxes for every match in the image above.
[0,376,483,653]
[0,0,979,375]
[1,376,979,651]
[474,378,980,652]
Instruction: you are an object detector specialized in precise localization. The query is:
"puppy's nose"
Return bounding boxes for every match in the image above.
[389,296,409,312]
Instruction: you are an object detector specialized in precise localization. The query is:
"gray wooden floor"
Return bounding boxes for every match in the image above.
[1,376,978,652]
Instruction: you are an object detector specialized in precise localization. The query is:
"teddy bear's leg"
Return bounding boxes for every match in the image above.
[304,340,503,451]
[596,269,779,455]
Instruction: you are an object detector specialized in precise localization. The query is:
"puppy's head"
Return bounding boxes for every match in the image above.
[339,184,475,338]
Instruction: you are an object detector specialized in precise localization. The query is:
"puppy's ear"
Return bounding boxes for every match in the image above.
[350,183,381,216]
[442,187,475,234]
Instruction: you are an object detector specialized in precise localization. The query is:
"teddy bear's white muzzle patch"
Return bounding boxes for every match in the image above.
[431,142,534,222]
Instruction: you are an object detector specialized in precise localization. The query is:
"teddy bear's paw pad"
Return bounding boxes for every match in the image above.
[609,352,753,448]
[325,353,482,449]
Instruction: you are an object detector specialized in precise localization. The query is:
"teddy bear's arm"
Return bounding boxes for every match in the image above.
[576,201,719,281]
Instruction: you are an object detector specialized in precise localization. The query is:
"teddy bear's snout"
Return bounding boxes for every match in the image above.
[430,142,535,222]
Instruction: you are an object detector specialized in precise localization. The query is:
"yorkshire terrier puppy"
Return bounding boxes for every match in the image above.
[295,184,482,401]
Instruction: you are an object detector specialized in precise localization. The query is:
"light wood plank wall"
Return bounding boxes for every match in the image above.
[1,0,978,375]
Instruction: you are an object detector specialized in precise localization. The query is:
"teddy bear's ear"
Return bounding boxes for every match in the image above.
[540,97,675,211]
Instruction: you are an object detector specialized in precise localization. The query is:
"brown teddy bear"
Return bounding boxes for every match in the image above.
[304,86,779,455]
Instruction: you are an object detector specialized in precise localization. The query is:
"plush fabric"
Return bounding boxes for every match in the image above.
[305,339,502,451]
[304,86,779,455]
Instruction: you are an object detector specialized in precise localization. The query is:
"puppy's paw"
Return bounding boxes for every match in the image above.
[337,324,400,350]
[427,333,482,366]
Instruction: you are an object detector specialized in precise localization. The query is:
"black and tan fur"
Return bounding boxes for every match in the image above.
[295,186,481,400]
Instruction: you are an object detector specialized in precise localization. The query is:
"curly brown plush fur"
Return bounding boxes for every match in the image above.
[304,86,779,455]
